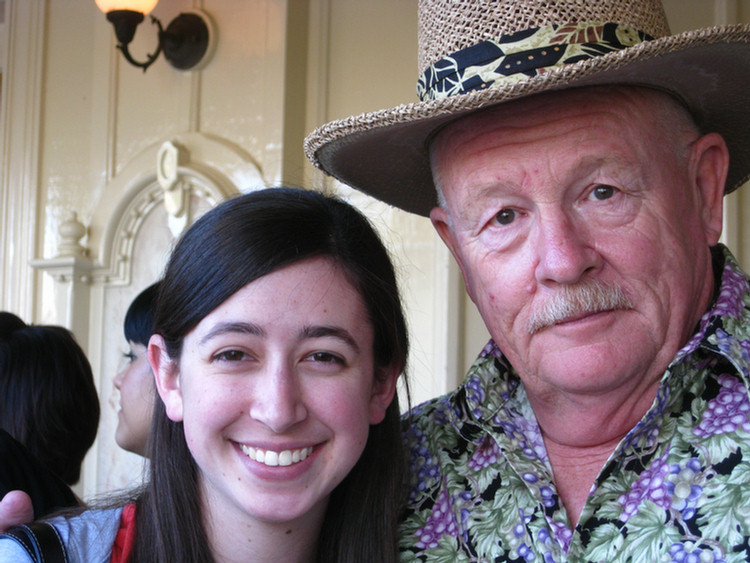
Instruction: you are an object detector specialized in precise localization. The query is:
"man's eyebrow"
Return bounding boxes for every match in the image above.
[575,154,631,172]
[300,325,360,353]
[199,322,264,345]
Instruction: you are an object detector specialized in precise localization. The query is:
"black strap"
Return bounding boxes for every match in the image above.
[0,522,68,563]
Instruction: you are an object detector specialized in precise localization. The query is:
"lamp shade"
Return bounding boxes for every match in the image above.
[94,0,159,15]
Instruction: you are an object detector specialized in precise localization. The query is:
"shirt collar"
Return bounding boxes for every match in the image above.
[676,245,750,385]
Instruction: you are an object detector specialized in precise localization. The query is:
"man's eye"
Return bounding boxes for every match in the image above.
[592,185,616,200]
[494,209,516,225]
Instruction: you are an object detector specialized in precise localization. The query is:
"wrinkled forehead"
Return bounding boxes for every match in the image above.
[428,86,697,200]
[431,85,681,159]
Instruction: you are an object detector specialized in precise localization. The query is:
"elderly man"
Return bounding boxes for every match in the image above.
[3,1,750,562]
[305,0,750,561]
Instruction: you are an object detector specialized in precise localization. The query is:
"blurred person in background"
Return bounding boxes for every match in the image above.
[0,313,100,519]
[113,282,160,457]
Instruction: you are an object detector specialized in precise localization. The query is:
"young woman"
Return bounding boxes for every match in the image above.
[0,187,409,563]
[113,282,160,457]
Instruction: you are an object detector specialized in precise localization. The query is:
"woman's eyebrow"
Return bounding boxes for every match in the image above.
[300,325,360,353]
[199,322,264,345]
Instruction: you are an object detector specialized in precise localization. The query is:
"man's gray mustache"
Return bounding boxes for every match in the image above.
[527,281,633,334]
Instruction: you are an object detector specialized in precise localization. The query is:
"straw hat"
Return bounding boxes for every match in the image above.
[304,0,750,217]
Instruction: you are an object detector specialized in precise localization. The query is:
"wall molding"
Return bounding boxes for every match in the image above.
[0,0,46,317]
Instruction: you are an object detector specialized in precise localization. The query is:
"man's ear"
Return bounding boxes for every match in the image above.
[149,334,184,422]
[689,132,728,246]
[368,365,400,425]
[430,205,476,303]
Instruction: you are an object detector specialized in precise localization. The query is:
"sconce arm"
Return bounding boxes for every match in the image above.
[106,10,164,72]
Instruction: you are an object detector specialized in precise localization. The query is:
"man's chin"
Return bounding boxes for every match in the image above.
[523,342,635,394]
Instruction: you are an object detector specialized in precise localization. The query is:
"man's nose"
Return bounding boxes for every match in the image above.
[248,364,308,433]
[533,210,601,285]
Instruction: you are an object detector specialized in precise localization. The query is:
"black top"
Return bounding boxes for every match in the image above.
[0,429,78,518]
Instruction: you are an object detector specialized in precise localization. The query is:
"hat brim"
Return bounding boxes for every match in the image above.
[305,25,750,217]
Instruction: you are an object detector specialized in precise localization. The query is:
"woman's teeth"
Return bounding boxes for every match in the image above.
[239,444,313,467]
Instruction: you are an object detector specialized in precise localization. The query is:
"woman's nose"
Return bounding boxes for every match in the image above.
[248,365,308,433]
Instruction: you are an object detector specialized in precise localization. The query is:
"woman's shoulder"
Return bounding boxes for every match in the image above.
[0,506,124,563]
[0,530,31,561]
[52,506,124,560]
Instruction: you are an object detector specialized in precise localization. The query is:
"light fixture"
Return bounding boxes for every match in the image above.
[95,0,215,72]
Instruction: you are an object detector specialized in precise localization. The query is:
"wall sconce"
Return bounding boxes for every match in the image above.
[94,0,215,72]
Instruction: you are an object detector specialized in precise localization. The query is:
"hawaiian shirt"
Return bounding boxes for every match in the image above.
[400,245,750,563]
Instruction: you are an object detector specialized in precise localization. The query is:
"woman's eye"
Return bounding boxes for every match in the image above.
[123,351,137,363]
[592,185,616,201]
[494,208,516,225]
[307,351,345,365]
[214,350,247,362]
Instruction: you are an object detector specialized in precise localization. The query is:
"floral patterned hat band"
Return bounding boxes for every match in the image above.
[418,23,653,101]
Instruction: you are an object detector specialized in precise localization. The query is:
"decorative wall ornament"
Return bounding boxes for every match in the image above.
[57,212,89,259]
[30,211,93,284]
[156,139,191,237]
[92,132,264,286]
[30,212,95,347]
[97,168,233,285]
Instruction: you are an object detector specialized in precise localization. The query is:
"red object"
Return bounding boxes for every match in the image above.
[110,503,136,563]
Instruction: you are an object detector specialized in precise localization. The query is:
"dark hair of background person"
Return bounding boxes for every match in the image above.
[133,187,411,563]
[123,282,160,347]
[0,313,100,485]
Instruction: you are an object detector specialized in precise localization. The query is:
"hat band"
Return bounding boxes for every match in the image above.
[417,22,654,101]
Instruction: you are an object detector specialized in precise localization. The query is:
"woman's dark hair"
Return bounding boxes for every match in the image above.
[0,313,100,485]
[123,282,160,346]
[133,187,410,563]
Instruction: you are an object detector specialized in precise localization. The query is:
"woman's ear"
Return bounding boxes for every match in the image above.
[368,365,400,425]
[149,334,184,422]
